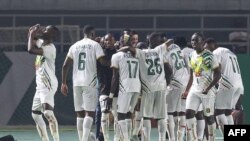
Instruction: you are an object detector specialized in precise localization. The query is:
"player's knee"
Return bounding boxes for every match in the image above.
[225,109,232,116]
[85,111,95,118]
[127,112,132,118]
[101,113,109,122]
[195,111,204,120]
[135,111,142,120]
[32,110,42,115]
[173,111,178,116]
[143,117,151,120]
[205,116,215,125]
[186,109,195,119]
[32,111,42,121]
[168,112,174,115]
[111,110,118,120]
[44,110,56,122]
[76,111,85,118]
[179,112,186,116]
[118,113,127,121]
[158,119,166,132]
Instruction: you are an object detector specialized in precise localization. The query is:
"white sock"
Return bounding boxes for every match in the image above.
[32,113,49,141]
[178,116,186,141]
[165,118,170,141]
[101,113,109,141]
[208,123,216,141]
[77,117,84,141]
[168,115,175,141]
[126,119,132,138]
[142,119,151,141]
[174,116,179,140]
[158,119,166,141]
[132,111,142,136]
[226,115,234,125]
[216,114,228,135]
[186,118,198,141]
[44,110,60,141]
[112,111,120,141]
[114,120,120,141]
[82,116,93,141]
[118,120,129,141]
[197,119,205,140]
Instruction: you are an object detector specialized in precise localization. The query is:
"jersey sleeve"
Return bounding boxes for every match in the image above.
[213,50,222,64]
[136,48,143,58]
[187,53,192,68]
[95,43,105,60]
[42,45,55,60]
[212,54,219,69]
[155,44,168,55]
[111,53,119,69]
[67,46,74,59]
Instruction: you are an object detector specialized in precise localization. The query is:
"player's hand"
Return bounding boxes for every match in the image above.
[106,97,113,110]
[182,91,188,99]
[28,24,40,37]
[61,83,68,96]
[202,88,209,95]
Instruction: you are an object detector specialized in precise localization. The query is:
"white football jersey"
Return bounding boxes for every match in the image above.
[67,38,104,87]
[111,51,141,93]
[35,39,58,91]
[136,44,168,92]
[213,47,244,88]
[188,49,219,93]
[182,47,194,66]
[165,44,189,89]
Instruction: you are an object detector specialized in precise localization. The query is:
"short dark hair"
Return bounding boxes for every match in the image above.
[48,25,59,39]
[149,32,161,41]
[193,32,204,40]
[49,25,59,33]
[174,36,187,49]
[204,38,216,44]
[120,28,131,36]
[160,32,167,39]
[131,30,138,35]
[83,25,95,34]
[136,42,147,49]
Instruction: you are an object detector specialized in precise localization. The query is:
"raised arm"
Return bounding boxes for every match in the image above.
[27,24,43,55]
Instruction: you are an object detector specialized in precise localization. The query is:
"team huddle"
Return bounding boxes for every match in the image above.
[27,24,244,141]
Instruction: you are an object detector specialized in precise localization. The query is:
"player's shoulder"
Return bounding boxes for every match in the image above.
[182,47,194,52]
[169,44,181,52]
[85,38,100,47]
[214,47,234,56]
[42,43,56,53]
[189,49,197,56]
[112,51,123,58]
[213,47,227,53]
[70,40,82,48]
